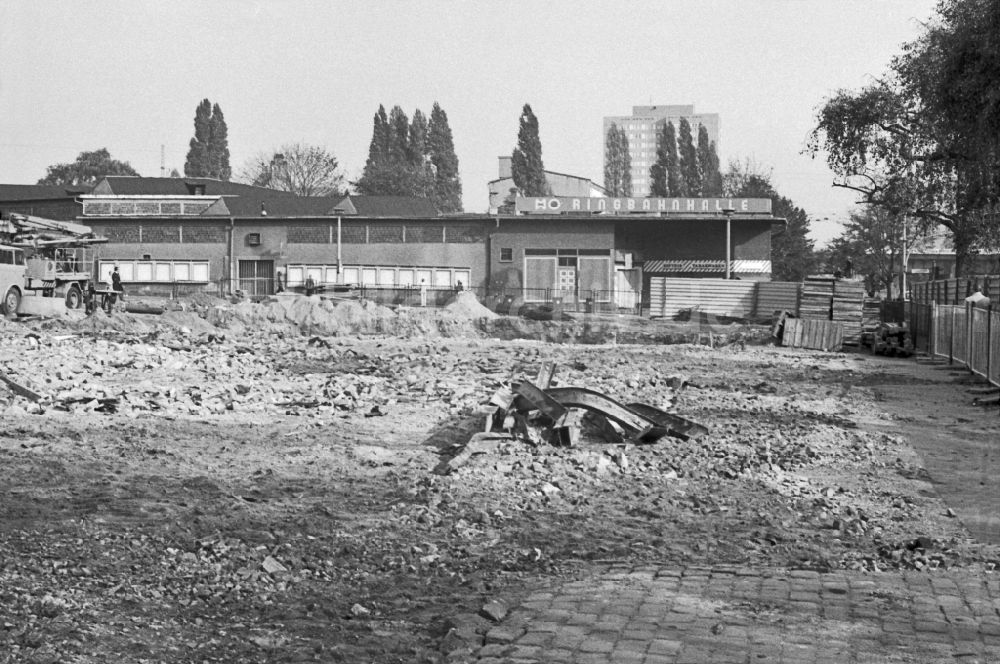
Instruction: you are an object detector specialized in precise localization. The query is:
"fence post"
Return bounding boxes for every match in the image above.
[967,301,974,372]
[986,304,992,381]
[930,302,937,357]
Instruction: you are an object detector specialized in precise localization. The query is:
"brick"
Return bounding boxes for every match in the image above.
[578,637,615,653]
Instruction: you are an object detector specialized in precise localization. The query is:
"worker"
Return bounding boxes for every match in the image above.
[275,270,284,293]
[305,275,315,297]
[420,279,428,307]
[107,266,124,313]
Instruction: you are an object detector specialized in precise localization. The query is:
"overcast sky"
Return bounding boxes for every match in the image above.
[1,0,938,245]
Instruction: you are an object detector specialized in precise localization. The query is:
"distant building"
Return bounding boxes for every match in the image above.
[487,156,606,214]
[907,234,1000,282]
[603,105,720,196]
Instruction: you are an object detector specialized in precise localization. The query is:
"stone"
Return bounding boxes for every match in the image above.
[480,599,509,623]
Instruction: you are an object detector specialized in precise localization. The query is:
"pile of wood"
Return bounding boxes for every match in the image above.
[800,276,835,319]
[862,298,882,331]
[782,317,844,352]
[861,323,914,357]
[832,280,866,345]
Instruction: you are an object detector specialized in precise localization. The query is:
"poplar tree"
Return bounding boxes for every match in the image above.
[650,121,680,197]
[356,104,438,200]
[697,124,723,196]
[604,123,632,197]
[677,118,701,196]
[184,99,212,177]
[184,99,230,180]
[427,102,463,213]
[664,121,682,197]
[511,103,549,196]
[208,103,231,181]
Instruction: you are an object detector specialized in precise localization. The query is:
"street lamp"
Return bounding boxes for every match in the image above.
[721,207,736,279]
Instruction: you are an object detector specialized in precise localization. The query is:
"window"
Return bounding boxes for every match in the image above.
[342,267,359,285]
[500,248,513,262]
[434,270,452,287]
[378,268,396,286]
[246,233,261,246]
[98,259,209,282]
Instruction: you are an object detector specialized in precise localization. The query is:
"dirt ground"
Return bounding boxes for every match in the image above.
[1,294,998,663]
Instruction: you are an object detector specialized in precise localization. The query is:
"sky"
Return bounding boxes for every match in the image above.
[1,0,939,246]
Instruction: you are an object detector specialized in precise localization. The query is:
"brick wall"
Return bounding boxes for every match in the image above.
[182,225,226,243]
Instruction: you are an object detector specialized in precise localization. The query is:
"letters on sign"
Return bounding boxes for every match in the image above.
[515,196,772,215]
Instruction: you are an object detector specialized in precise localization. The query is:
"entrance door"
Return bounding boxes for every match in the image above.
[238,259,274,297]
[557,267,577,303]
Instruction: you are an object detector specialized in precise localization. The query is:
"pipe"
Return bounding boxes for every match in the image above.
[337,215,342,281]
[725,216,732,280]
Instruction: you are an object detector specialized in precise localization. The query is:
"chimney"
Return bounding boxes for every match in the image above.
[498,155,512,179]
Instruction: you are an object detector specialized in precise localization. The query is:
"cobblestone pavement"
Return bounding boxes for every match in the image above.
[472,565,1000,663]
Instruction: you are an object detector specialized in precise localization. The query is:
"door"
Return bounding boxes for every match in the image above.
[557,267,577,303]
[238,259,274,297]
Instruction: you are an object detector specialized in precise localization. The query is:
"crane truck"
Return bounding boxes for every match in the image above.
[0,213,108,315]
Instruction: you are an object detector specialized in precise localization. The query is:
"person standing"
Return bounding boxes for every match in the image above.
[419,279,428,307]
[107,266,124,313]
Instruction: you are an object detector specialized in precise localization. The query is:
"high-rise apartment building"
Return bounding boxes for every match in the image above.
[603,105,720,197]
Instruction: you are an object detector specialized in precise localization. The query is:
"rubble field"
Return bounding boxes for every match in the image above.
[1,294,998,663]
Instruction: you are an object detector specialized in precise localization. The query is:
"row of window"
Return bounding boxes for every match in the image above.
[97,260,211,283]
[285,264,471,289]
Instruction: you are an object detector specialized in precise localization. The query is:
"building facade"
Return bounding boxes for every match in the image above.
[603,105,721,196]
[1,177,780,312]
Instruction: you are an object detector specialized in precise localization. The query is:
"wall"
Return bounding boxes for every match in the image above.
[488,218,615,290]
[1,200,81,221]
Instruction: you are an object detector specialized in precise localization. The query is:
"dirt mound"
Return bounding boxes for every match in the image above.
[206,296,408,337]
[443,291,498,319]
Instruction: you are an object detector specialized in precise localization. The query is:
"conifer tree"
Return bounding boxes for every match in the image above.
[184,99,230,180]
[604,123,632,197]
[678,117,701,196]
[511,104,549,196]
[184,99,212,177]
[697,124,722,196]
[408,109,429,166]
[650,122,676,197]
[664,121,682,197]
[427,102,463,213]
[208,103,231,181]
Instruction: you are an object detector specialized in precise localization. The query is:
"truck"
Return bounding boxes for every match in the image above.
[0,213,108,316]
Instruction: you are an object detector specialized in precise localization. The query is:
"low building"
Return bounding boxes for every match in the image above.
[0,177,782,312]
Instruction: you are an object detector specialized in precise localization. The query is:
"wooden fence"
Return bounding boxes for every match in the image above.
[648,278,800,319]
[909,302,1000,388]
[911,276,1000,304]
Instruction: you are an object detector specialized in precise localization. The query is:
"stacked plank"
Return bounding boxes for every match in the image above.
[782,318,844,352]
[832,280,866,345]
[799,276,835,319]
[862,298,882,330]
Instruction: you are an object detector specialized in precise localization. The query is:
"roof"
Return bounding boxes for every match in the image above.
[0,184,91,200]
[206,195,343,217]
[93,176,299,198]
[334,195,438,217]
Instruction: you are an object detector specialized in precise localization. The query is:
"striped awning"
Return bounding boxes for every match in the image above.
[642,259,771,274]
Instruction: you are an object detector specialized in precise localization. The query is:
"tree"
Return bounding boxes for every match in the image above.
[239,142,345,196]
[809,0,1000,276]
[825,206,908,298]
[649,123,670,197]
[427,102,463,213]
[184,99,230,180]
[511,104,549,196]
[604,123,632,197]
[697,125,723,196]
[354,104,435,199]
[724,159,816,281]
[677,118,701,196]
[663,122,682,197]
[37,148,139,186]
[208,103,231,181]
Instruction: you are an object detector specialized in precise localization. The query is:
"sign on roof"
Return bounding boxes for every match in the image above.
[516,196,772,215]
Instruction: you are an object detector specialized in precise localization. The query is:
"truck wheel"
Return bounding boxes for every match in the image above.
[2,287,20,316]
[65,284,83,309]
